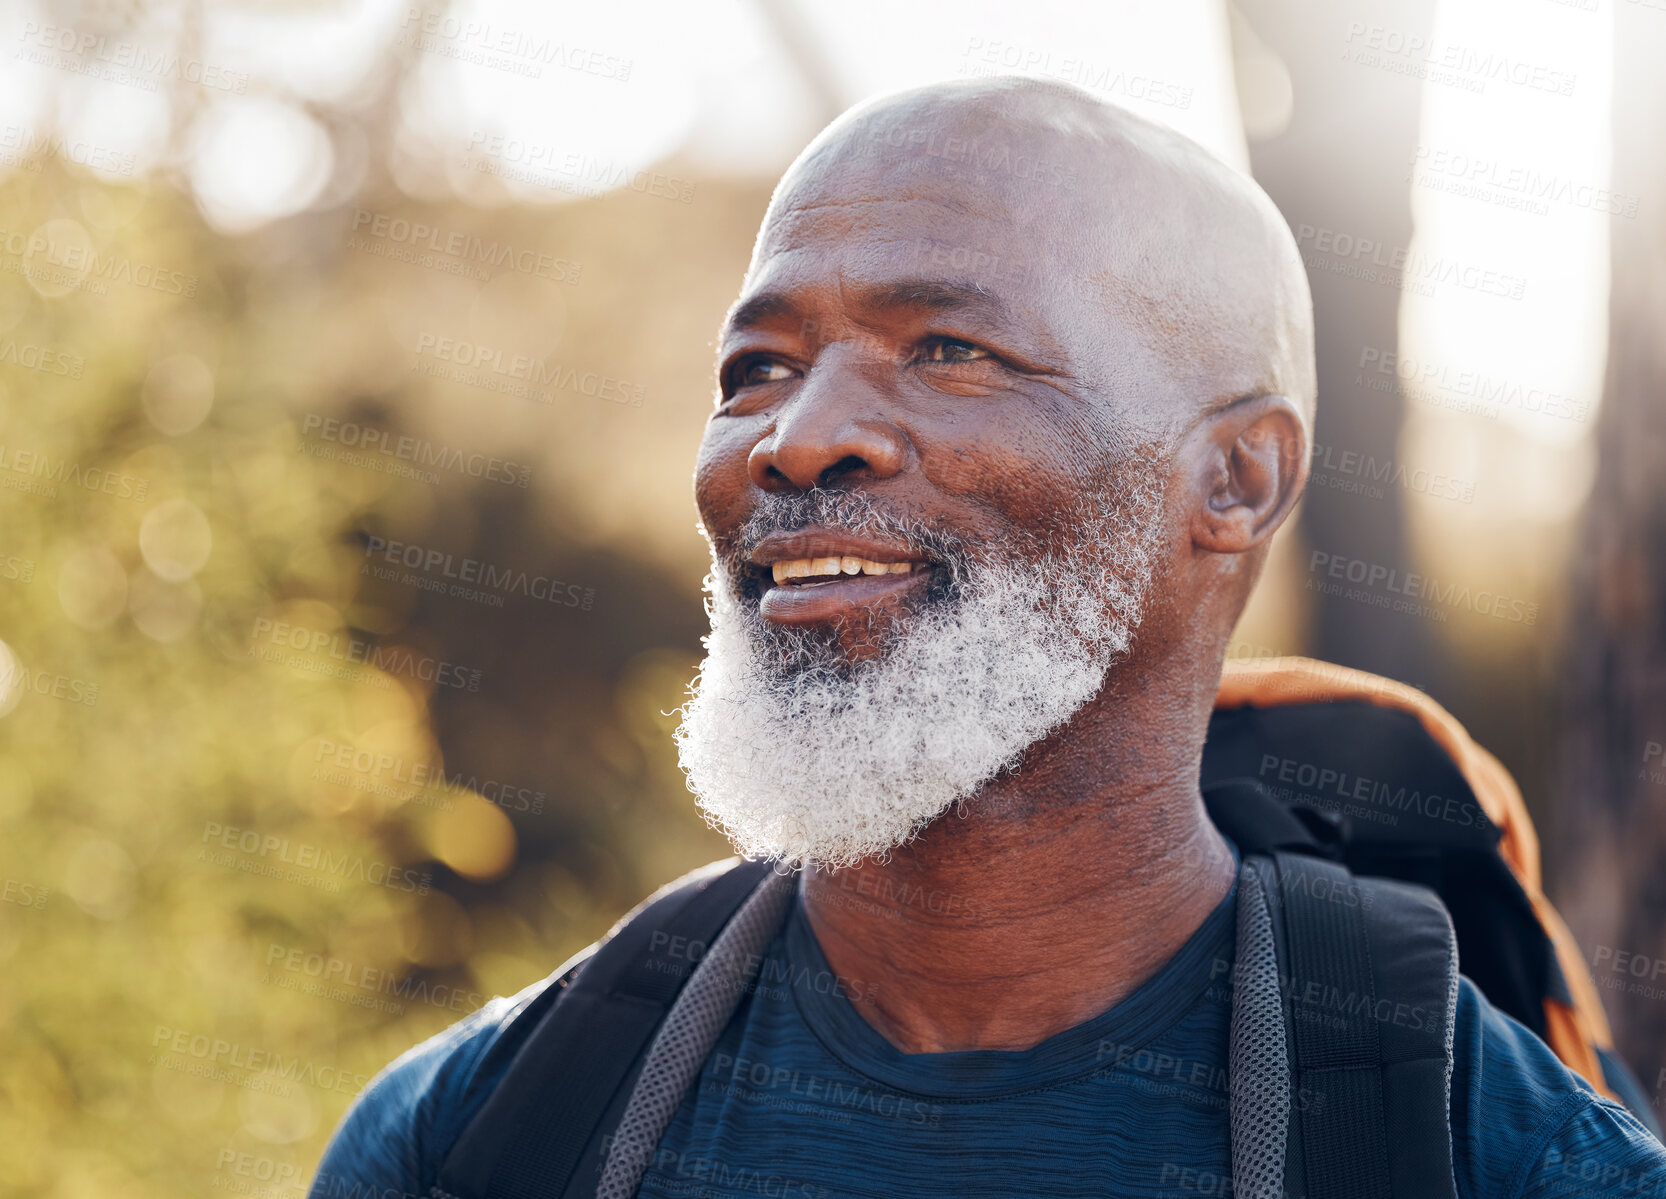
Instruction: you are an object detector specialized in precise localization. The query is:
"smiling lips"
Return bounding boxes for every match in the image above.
[750,532,932,621]
[771,557,919,586]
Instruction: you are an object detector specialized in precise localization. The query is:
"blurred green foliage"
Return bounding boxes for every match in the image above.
[0,158,770,1196]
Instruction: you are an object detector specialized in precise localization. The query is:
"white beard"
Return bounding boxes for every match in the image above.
[673,476,1167,870]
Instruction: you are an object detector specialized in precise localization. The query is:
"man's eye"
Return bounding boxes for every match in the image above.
[922,338,990,364]
[737,358,795,387]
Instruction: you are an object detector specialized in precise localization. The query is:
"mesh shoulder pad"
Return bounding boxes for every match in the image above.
[1239,851,1459,1199]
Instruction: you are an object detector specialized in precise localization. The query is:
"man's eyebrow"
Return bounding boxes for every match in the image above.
[722,291,802,337]
[721,278,1008,340]
[861,278,1007,316]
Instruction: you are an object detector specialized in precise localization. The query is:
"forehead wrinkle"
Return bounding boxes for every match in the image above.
[777,194,992,216]
[756,194,1002,266]
[862,278,1004,315]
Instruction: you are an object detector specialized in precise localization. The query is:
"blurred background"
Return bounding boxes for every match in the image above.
[0,0,1662,1193]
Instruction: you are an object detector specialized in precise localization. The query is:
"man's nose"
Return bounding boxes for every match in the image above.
[746,371,909,492]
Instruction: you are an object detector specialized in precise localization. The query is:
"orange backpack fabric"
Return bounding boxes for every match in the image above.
[1215,655,1621,1103]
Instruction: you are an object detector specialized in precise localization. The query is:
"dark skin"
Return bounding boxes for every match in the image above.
[693,79,1315,1054]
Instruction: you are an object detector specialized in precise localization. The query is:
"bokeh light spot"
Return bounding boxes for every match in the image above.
[422,794,516,883]
[65,838,138,920]
[24,218,94,299]
[139,499,213,581]
[141,355,216,436]
[0,640,26,718]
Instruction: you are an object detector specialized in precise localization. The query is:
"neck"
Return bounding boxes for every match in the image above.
[798,660,1237,1054]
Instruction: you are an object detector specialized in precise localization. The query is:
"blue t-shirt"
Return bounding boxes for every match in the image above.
[310,872,1666,1198]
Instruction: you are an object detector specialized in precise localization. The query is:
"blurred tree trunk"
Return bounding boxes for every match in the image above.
[1231,0,1434,684]
[1554,2,1666,1110]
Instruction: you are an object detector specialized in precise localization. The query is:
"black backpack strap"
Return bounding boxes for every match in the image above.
[434,857,775,1199]
[1257,848,1460,1199]
[1203,776,1327,857]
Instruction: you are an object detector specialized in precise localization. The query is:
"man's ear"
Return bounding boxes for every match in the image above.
[1188,394,1309,554]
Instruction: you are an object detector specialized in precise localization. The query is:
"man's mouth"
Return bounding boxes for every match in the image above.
[747,530,935,624]
[769,557,921,586]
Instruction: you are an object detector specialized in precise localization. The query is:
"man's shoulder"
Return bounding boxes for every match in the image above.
[307,969,566,1198]
[1451,974,1666,1198]
[307,861,747,1197]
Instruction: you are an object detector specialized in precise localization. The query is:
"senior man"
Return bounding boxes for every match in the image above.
[311,79,1666,1198]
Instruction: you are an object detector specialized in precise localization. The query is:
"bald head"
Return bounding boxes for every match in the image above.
[749,76,1315,440]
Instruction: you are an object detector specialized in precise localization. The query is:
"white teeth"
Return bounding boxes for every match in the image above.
[768,556,919,585]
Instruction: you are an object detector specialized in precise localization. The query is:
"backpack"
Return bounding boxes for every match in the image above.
[427,657,1660,1199]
